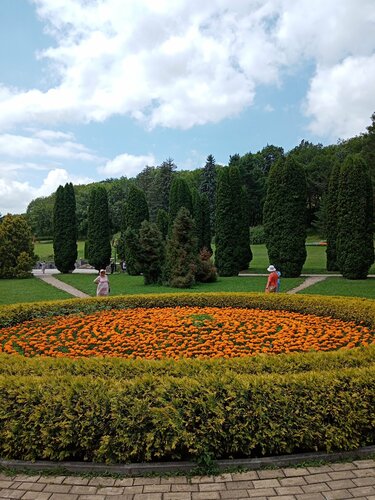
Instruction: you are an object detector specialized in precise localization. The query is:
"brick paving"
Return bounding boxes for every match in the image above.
[1,459,374,499]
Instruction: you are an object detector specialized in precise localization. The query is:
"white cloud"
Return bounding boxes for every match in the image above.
[0,130,100,162]
[0,167,94,215]
[304,55,375,139]
[99,153,156,177]
[0,0,373,138]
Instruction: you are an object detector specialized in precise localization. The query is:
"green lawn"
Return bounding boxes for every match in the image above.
[0,278,72,305]
[34,240,85,260]
[298,277,375,299]
[57,273,303,297]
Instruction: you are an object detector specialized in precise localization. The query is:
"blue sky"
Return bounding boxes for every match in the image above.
[1,0,375,215]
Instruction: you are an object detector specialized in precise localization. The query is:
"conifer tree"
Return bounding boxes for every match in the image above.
[138,220,165,284]
[119,184,149,275]
[165,207,198,288]
[200,154,216,233]
[87,186,111,271]
[336,154,374,279]
[156,208,169,240]
[168,176,193,229]
[192,190,212,253]
[53,183,77,273]
[263,157,307,277]
[229,166,252,271]
[325,161,341,271]
[214,168,236,276]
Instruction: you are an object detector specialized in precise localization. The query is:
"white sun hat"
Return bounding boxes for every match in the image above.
[267,265,276,272]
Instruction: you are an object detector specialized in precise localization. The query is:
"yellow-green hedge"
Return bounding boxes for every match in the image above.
[0,292,374,463]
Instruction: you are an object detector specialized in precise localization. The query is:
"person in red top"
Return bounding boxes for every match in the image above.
[265,264,279,293]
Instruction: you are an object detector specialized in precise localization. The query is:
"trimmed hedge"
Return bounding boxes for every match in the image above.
[0,368,374,462]
[0,292,374,463]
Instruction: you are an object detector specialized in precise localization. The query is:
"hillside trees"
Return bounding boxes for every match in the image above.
[263,157,307,277]
[0,214,36,278]
[26,197,54,237]
[53,183,78,273]
[87,186,111,271]
[336,154,374,279]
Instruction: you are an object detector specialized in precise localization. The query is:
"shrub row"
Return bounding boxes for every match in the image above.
[1,346,374,379]
[0,367,374,463]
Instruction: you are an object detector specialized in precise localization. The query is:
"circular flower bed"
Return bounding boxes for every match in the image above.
[1,306,373,359]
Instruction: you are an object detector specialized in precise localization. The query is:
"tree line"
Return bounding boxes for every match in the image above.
[1,113,374,280]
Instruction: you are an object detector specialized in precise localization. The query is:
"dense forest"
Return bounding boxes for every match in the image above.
[26,113,375,242]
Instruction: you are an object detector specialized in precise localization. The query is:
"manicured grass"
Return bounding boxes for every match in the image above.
[34,241,85,260]
[33,240,375,274]
[298,277,375,299]
[251,244,375,274]
[57,273,304,297]
[0,278,72,305]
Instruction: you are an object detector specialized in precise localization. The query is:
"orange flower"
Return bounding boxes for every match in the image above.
[0,307,373,360]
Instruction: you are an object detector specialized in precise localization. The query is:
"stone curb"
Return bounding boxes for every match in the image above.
[1,446,375,476]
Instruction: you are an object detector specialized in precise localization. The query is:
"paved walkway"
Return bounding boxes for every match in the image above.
[36,274,90,299]
[285,275,328,294]
[1,459,375,499]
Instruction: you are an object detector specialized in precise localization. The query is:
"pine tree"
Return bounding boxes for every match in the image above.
[148,158,176,220]
[53,183,77,273]
[336,154,374,279]
[87,186,111,271]
[138,220,165,284]
[263,157,307,277]
[325,161,341,271]
[165,207,198,288]
[200,154,216,233]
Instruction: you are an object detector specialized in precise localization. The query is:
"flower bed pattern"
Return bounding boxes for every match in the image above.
[1,306,373,359]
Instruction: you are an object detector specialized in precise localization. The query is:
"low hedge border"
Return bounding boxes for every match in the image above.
[0,292,374,464]
[0,367,374,463]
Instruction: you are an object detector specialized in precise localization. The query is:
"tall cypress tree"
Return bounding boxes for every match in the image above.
[138,220,165,285]
[215,168,236,276]
[165,207,198,288]
[229,166,252,271]
[87,186,111,271]
[336,154,374,279]
[263,157,307,277]
[168,176,193,228]
[200,154,216,233]
[119,184,149,275]
[192,190,212,254]
[325,161,341,271]
[53,183,77,273]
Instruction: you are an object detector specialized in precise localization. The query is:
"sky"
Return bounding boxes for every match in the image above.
[1,0,375,215]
